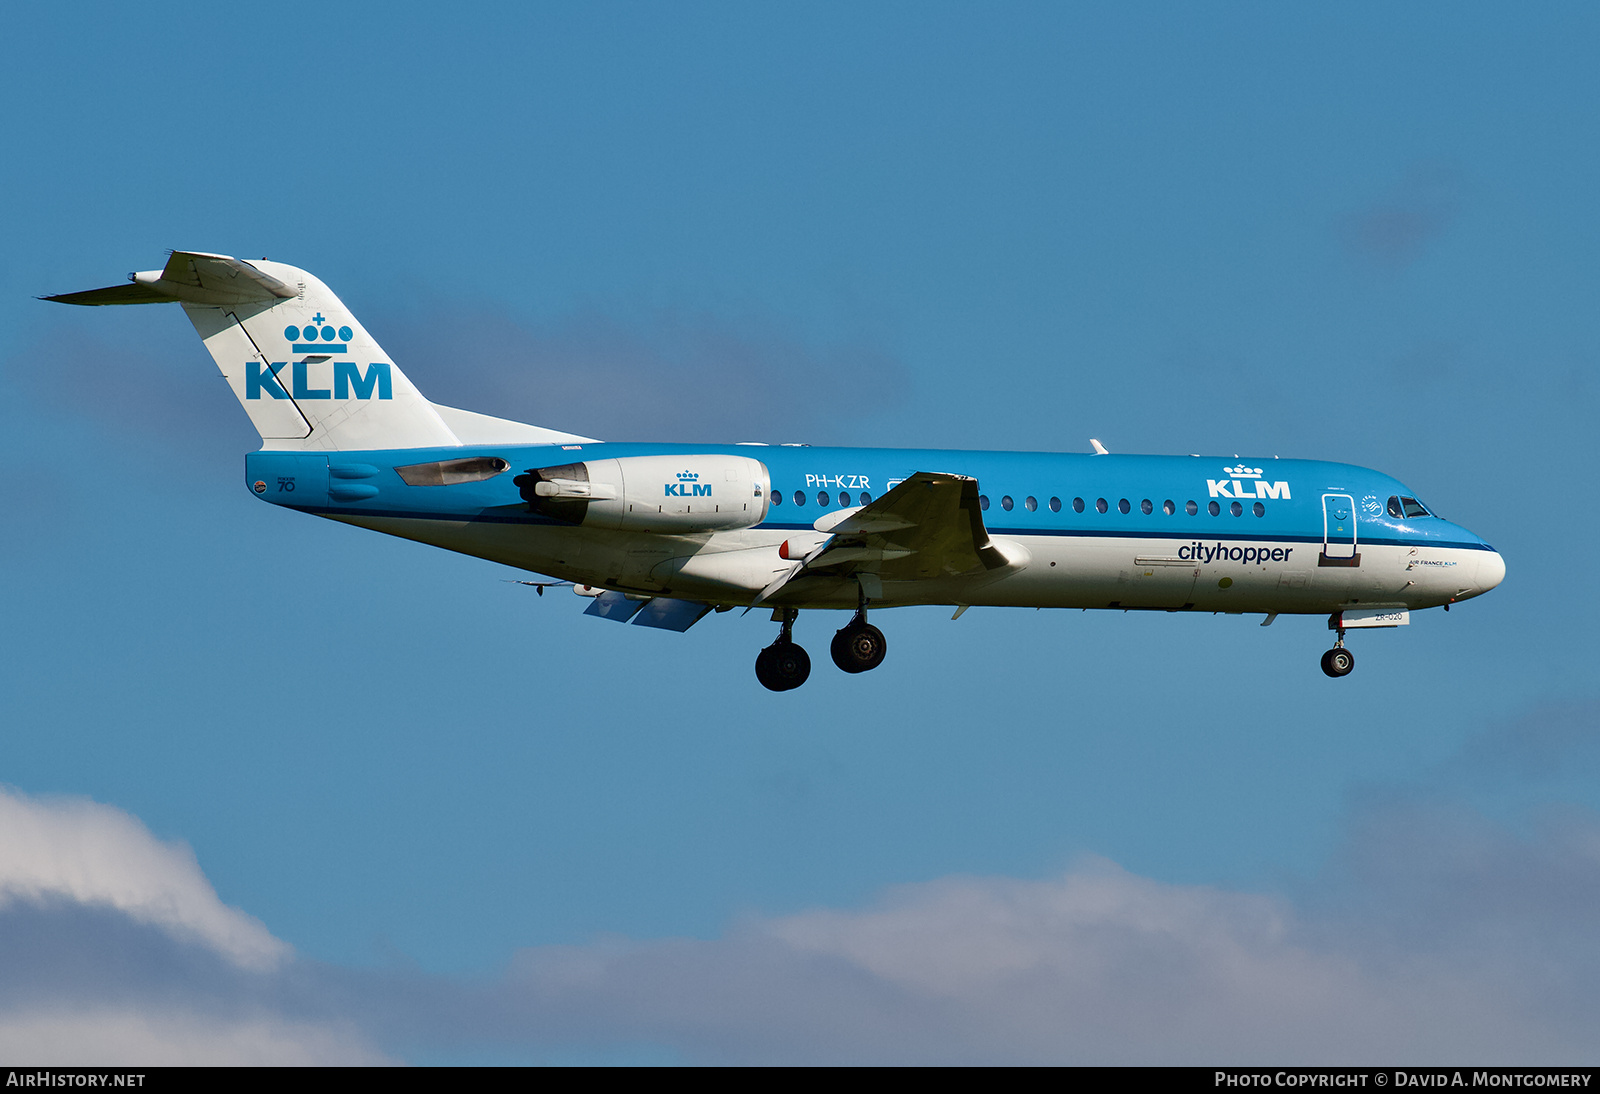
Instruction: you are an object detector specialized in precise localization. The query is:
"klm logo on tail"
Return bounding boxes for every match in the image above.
[287,314,351,350]
[246,313,392,402]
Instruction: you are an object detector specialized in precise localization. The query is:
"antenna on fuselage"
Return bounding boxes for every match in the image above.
[1089,438,1109,455]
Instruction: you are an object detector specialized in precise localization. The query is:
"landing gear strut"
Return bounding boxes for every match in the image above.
[755,608,810,692]
[831,582,887,674]
[1320,625,1355,678]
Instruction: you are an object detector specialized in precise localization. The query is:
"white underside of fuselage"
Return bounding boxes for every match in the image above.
[327,514,1497,615]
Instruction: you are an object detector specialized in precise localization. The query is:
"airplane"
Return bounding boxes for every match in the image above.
[45,251,1506,691]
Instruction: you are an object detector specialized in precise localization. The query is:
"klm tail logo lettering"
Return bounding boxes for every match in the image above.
[245,313,393,401]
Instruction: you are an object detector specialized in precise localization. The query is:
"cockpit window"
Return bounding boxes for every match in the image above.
[1401,497,1431,518]
[1387,496,1404,518]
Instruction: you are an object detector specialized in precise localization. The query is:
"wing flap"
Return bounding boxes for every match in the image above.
[584,591,646,622]
[631,598,714,632]
[583,591,713,632]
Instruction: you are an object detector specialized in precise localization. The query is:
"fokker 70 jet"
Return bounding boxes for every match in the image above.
[46,252,1506,691]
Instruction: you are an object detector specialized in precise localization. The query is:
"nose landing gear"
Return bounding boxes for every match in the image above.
[1320,646,1355,677]
[1320,622,1354,678]
[755,608,810,692]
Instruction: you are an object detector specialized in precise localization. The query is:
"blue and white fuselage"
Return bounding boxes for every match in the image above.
[47,252,1505,689]
[246,442,1501,615]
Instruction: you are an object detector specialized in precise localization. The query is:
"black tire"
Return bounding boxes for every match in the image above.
[756,641,811,691]
[755,646,780,690]
[1321,647,1355,678]
[831,622,887,674]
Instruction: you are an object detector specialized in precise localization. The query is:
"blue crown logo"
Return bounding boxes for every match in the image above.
[283,313,354,351]
[676,471,699,482]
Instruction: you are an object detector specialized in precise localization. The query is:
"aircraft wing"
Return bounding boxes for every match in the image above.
[760,472,1008,601]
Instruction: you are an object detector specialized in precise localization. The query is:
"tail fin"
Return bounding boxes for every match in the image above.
[46,251,459,451]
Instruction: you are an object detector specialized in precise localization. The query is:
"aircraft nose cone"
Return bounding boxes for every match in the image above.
[1476,549,1506,595]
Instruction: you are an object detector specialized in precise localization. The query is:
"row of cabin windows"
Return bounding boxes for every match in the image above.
[771,490,876,508]
[770,490,1268,518]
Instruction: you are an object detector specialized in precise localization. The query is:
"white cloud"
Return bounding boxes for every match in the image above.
[499,812,1600,1064]
[0,788,287,972]
[0,1010,395,1067]
[0,787,399,1065]
[1,781,1597,1064]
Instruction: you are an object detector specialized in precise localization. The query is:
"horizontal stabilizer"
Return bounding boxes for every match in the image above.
[43,250,596,451]
[42,282,171,306]
[153,251,296,303]
[44,251,296,308]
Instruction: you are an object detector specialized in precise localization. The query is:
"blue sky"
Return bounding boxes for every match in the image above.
[2,1,1598,1064]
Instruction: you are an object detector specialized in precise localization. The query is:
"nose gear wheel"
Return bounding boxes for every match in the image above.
[1320,646,1355,677]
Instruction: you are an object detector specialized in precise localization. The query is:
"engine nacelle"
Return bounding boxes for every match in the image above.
[514,454,771,533]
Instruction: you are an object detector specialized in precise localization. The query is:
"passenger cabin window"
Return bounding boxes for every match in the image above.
[1140,499,1153,515]
[1096,498,1108,513]
[1163,499,1176,515]
[1050,497,1062,512]
[979,495,990,510]
[1208,501,1221,516]
[1186,500,1198,516]
[1025,496,1038,512]
[817,491,830,506]
[771,490,782,506]
[1001,495,1014,511]
[793,490,806,506]
[1073,497,1085,513]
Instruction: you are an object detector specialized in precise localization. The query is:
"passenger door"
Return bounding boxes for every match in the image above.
[1320,493,1360,566]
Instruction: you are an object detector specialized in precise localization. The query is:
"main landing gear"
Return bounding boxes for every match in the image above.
[831,584,886,674]
[754,584,890,691]
[755,608,811,692]
[1320,623,1355,678]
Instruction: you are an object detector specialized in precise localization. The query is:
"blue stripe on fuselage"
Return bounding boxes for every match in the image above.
[249,442,1494,550]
